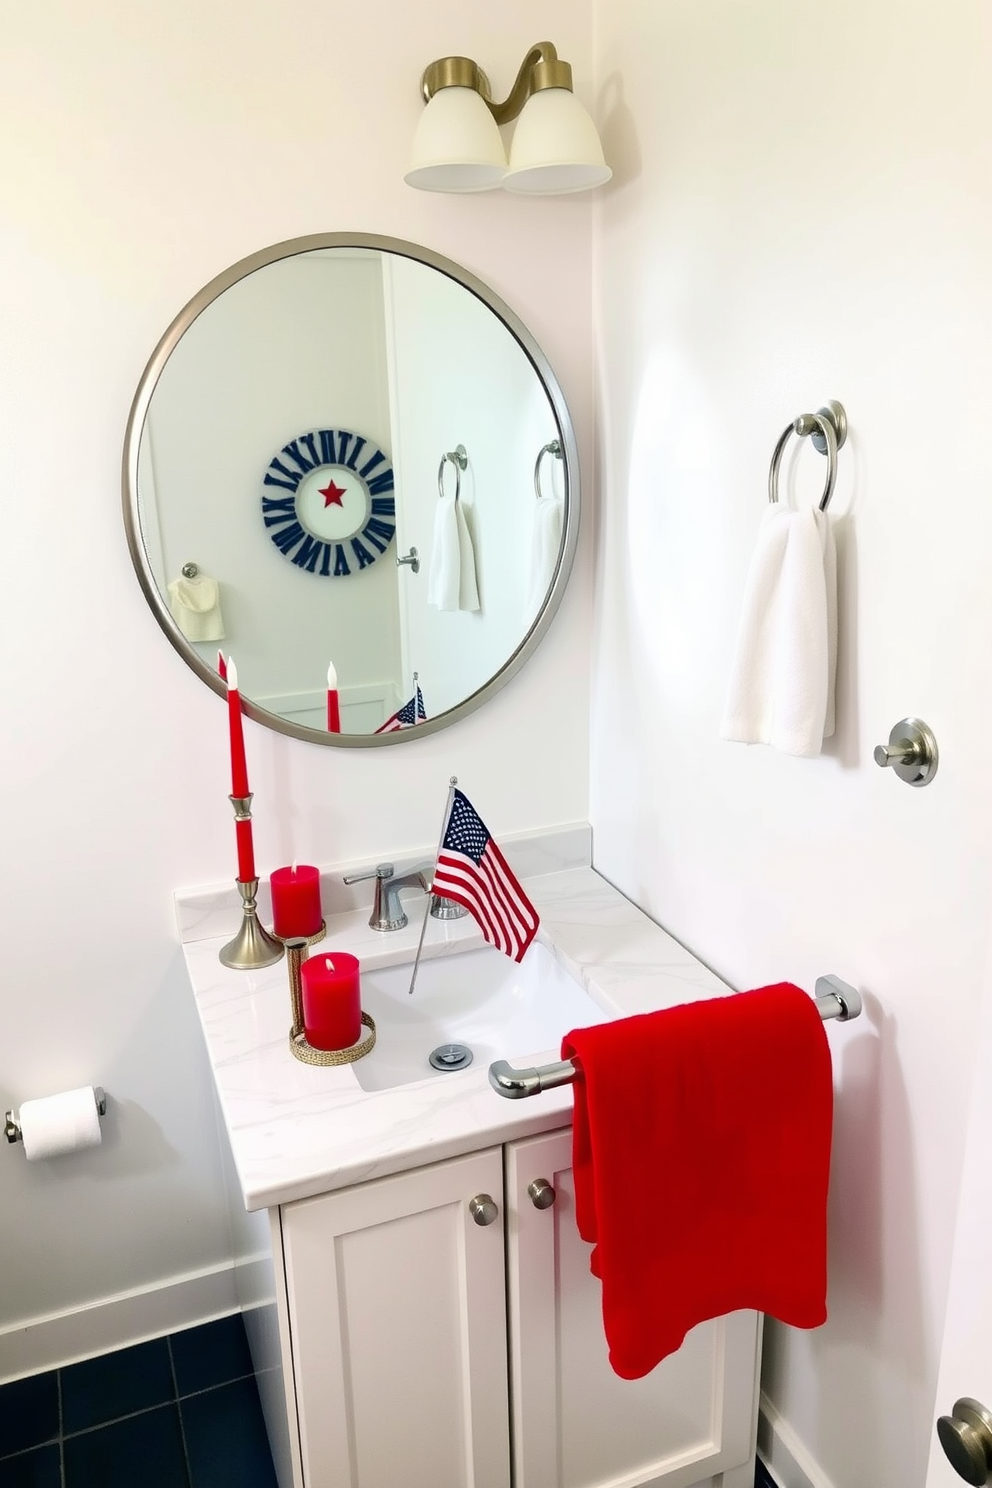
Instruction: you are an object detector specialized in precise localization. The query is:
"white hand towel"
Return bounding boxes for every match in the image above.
[166,572,225,642]
[427,495,480,612]
[720,505,837,757]
[522,494,563,623]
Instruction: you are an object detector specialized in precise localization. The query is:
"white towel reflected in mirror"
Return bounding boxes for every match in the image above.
[167,571,225,642]
[427,494,480,612]
[522,494,563,624]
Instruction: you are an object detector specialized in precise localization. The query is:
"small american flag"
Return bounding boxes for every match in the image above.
[374,683,427,734]
[432,789,539,962]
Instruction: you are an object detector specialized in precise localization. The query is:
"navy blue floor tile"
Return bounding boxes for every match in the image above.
[61,1337,174,1434]
[0,1371,59,1459]
[170,1313,254,1398]
[0,1443,62,1488]
[63,1403,189,1488]
[181,1377,277,1488]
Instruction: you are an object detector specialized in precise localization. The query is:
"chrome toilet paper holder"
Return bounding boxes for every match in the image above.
[4,1087,108,1144]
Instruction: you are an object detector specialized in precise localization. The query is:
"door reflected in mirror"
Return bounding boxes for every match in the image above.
[123,234,579,746]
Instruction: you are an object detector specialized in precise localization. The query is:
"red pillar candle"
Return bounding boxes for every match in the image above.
[271,864,323,938]
[326,660,341,733]
[301,953,361,1051]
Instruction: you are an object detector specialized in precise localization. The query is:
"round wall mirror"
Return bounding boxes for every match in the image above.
[122,233,579,746]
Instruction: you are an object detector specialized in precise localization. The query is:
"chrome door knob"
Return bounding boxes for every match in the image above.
[937,1398,992,1484]
[469,1193,498,1226]
[527,1178,556,1210]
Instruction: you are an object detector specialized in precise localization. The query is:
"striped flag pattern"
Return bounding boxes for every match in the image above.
[432,789,539,963]
[374,683,427,734]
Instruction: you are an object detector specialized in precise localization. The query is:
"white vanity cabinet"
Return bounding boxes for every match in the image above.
[277,1146,512,1488]
[275,1130,761,1488]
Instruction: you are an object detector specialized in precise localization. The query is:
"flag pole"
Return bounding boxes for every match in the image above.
[407,775,458,996]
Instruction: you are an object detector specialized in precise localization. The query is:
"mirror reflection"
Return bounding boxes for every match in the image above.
[124,235,578,745]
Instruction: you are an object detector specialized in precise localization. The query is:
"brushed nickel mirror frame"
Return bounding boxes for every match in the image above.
[122,232,580,748]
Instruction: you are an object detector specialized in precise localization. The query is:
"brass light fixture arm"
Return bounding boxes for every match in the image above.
[420,43,573,127]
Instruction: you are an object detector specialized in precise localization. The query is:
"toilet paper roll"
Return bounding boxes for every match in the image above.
[18,1086,103,1161]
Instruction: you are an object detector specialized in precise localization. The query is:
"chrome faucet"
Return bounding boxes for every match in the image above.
[343,862,430,932]
[342,861,467,932]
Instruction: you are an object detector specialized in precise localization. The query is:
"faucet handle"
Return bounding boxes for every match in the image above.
[342,862,394,885]
[343,862,399,932]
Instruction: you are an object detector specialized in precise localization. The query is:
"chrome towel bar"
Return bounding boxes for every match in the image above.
[488,975,862,1100]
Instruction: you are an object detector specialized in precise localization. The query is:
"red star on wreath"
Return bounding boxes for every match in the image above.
[319,479,347,507]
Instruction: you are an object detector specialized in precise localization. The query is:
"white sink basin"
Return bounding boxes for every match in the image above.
[352,941,610,1093]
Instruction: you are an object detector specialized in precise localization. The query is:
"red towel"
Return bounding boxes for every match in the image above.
[562,982,833,1379]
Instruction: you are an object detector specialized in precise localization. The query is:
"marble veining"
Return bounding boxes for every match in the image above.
[179,836,735,1212]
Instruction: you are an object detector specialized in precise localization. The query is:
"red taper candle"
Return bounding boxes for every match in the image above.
[234,819,256,884]
[326,660,341,733]
[217,650,227,682]
[226,656,250,798]
[226,657,255,882]
[301,953,361,1050]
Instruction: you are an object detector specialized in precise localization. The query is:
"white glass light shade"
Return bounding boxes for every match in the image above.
[503,88,612,195]
[405,87,507,192]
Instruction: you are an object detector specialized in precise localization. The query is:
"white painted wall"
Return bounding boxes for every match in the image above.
[0,0,592,1374]
[590,3,992,1485]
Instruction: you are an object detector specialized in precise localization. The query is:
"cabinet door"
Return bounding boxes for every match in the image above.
[506,1129,761,1488]
[280,1148,510,1488]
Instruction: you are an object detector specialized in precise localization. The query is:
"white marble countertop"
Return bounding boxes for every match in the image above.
[179,832,731,1212]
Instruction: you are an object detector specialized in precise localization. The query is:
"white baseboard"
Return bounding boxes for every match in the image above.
[758,1393,838,1488]
[0,1254,271,1383]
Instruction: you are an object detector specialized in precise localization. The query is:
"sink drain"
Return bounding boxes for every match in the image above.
[429,1043,474,1072]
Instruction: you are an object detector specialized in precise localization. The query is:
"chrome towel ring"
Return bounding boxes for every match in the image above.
[438,443,468,501]
[768,399,847,512]
[534,438,562,500]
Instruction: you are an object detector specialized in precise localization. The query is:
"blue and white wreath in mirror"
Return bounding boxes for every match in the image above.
[261,429,396,578]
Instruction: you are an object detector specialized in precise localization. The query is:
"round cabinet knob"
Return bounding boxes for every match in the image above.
[469,1193,499,1226]
[937,1398,992,1485]
[527,1178,557,1210]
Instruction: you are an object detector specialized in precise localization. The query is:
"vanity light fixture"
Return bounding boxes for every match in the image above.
[405,42,612,195]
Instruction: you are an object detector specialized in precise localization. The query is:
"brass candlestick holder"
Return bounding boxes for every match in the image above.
[219,792,283,970]
[285,938,376,1067]
[219,877,285,969]
[273,920,327,948]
